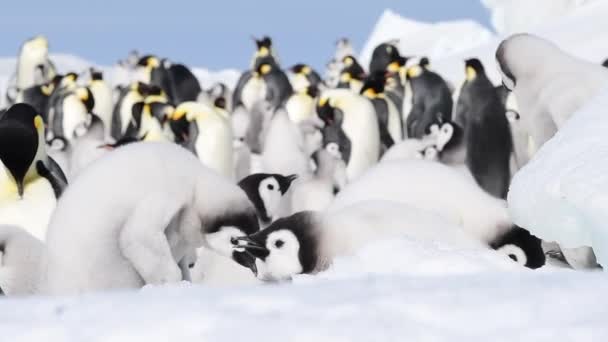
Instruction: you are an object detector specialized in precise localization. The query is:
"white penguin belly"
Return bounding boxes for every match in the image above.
[0,177,56,241]
[341,104,380,181]
[386,100,403,142]
[241,78,267,111]
[402,81,414,127]
[62,97,88,141]
[195,118,234,179]
[285,96,314,124]
[90,83,114,137]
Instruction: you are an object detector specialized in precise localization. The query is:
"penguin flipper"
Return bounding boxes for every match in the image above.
[118,194,184,285]
[36,159,68,198]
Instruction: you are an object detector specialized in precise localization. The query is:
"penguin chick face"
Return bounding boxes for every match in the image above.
[491,226,545,269]
[235,212,319,281]
[0,104,44,197]
[204,206,260,260]
[238,173,298,224]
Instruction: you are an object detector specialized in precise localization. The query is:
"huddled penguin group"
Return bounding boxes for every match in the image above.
[0,32,597,296]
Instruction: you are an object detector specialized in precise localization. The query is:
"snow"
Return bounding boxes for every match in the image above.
[508,86,608,265]
[3,1,608,340]
[359,9,495,71]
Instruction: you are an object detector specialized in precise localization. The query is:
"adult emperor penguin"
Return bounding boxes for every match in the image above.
[253,59,293,109]
[87,69,113,141]
[284,85,318,124]
[496,33,608,149]
[336,56,366,92]
[170,102,234,179]
[124,96,174,143]
[50,87,95,144]
[238,173,297,228]
[20,79,57,120]
[403,59,453,138]
[329,160,544,268]
[111,82,147,140]
[137,55,202,104]
[289,64,322,92]
[42,142,259,295]
[316,89,380,181]
[0,103,67,241]
[0,225,44,295]
[235,201,518,281]
[454,58,512,199]
[369,42,405,74]
[12,36,56,103]
[360,72,403,149]
[251,36,280,67]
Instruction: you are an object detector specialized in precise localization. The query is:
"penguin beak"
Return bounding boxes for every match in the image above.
[278,174,298,194]
[233,250,258,276]
[232,236,266,251]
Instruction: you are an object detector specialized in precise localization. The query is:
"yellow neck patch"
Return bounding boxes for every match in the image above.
[466,66,477,81]
[362,88,377,99]
[260,64,272,75]
[172,109,187,121]
[387,61,401,73]
[41,84,54,96]
[34,115,44,131]
[257,47,270,57]
[407,65,422,78]
[340,72,352,83]
[301,66,311,75]
[343,57,353,66]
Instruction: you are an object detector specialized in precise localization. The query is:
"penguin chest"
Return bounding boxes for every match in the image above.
[289,74,310,93]
[140,117,169,142]
[62,96,88,141]
[402,81,414,125]
[386,99,403,142]
[0,177,56,241]
[91,83,113,127]
[341,106,380,180]
[194,118,234,179]
[285,95,314,124]
[241,77,267,111]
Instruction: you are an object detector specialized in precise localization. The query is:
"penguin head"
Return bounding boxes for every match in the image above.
[90,68,103,81]
[253,61,275,78]
[370,42,404,74]
[21,35,49,60]
[405,64,424,80]
[60,72,79,89]
[0,103,45,198]
[316,96,344,127]
[491,226,546,269]
[234,211,319,281]
[75,87,95,112]
[464,58,485,81]
[290,63,312,76]
[238,173,298,224]
[136,55,160,69]
[255,36,273,53]
[419,57,430,69]
[360,72,386,99]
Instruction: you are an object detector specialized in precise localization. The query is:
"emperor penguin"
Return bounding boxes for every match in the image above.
[12,36,56,103]
[329,160,545,268]
[336,56,366,92]
[0,104,67,241]
[496,33,608,149]
[20,79,57,120]
[360,72,403,149]
[45,73,80,131]
[111,82,147,140]
[316,89,380,181]
[170,102,234,179]
[200,82,233,112]
[137,55,202,104]
[238,173,297,228]
[235,201,516,282]
[454,58,512,199]
[124,94,174,143]
[325,38,355,88]
[50,87,95,144]
[403,59,453,138]
[42,142,260,295]
[284,85,318,124]
[289,64,322,92]
[87,69,113,141]
[369,42,405,74]
[0,225,44,295]
[253,60,293,109]
[251,36,280,67]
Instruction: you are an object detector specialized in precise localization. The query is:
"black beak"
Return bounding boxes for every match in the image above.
[232,251,258,276]
[278,174,298,195]
[232,236,266,251]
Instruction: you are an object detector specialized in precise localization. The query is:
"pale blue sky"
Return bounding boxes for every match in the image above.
[0,0,491,70]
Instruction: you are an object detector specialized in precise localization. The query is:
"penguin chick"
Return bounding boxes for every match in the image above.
[0,103,67,240]
[316,89,380,181]
[170,102,234,179]
[42,142,259,295]
[238,173,297,227]
[290,148,347,212]
[236,201,487,281]
[0,224,44,295]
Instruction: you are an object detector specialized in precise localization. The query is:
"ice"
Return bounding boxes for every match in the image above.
[508,86,608,265]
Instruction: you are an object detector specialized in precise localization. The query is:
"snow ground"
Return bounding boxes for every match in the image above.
[1,237,606,342]
[2,1,608,340]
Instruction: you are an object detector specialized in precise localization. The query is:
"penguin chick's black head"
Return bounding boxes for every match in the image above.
[491,226,546,269]
[238,173,298,223]
[465,58,485,80]
[0,103,41,197]
[235,211,320,279]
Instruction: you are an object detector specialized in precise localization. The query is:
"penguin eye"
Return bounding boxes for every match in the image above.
[274,240,284,249]
[267,184,275,191]
[508,254,518,262]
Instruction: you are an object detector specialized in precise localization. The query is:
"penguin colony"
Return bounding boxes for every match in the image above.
[0,32,600,296]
